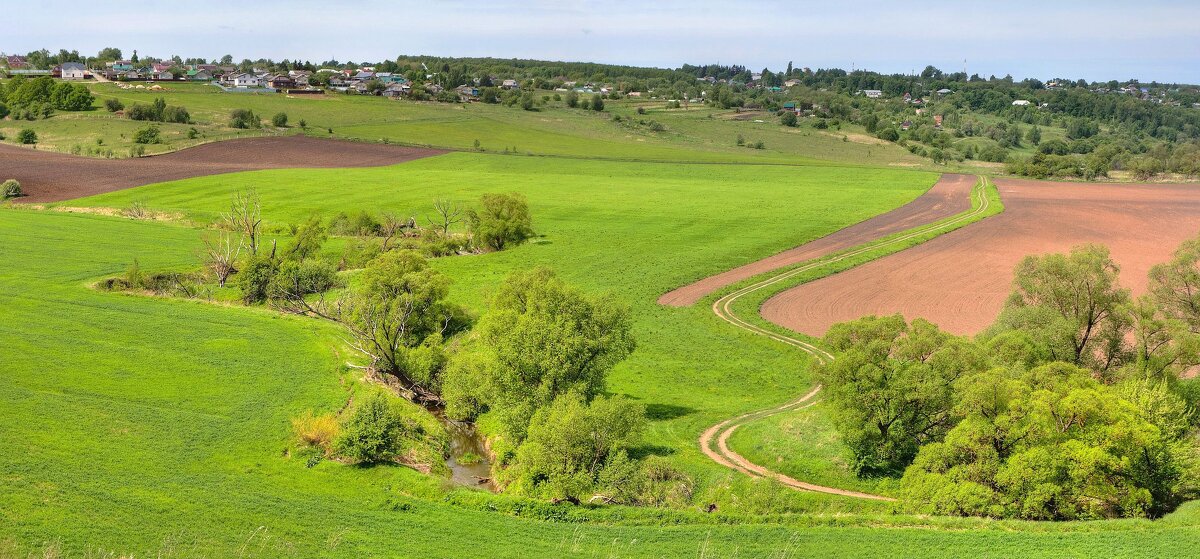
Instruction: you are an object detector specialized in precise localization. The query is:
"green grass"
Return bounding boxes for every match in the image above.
[3,130,1198,556]
[1,80,997,171]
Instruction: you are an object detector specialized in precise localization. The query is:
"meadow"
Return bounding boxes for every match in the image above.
[0,80,999,172]
[3,92,1199,557]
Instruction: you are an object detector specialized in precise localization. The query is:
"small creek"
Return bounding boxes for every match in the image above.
[439,415,496,490]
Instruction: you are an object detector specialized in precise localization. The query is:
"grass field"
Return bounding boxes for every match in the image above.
[4,91,1200,556]
[0,80,1000,172]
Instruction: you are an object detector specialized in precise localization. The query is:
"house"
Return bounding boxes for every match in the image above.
[5,55,28,68]
[60,62,86,80]
[455,84,479,100]
[782,101,798,114]
[352,81,372,94]
[152,62,173,73]
[860,89,883,98]
[120,70,143,80]
[900,120,913,131]
[353,70,375,81]
[936,88,953,95]
[784,79,802,88]
[375,72,406,85]
[108,60,134,72]
[186,69,212,81]
[327,75,347,87]
[627,91,642,97]
[267,75,296,89]
[154,70,175,80]
[233,73,261,87]
[425,83,444,94]
[501,79,519,90]
[1011,99,1031,106]
[382,83,410,97]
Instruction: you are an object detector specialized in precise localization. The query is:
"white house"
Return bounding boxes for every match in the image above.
[861,89,883,98]
[233,73,261,87]
[1012,99,1031,106]
[60,62,86,80]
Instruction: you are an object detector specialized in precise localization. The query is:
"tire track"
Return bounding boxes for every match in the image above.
[697,176,993,501]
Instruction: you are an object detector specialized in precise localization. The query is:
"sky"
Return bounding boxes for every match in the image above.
[9,0,1200,83]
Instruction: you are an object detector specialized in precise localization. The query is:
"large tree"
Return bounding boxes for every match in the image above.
[818,315,989,475]
[467,192,533,251]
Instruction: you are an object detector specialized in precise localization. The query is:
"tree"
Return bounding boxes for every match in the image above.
[201,231,241,287]
[1148,233,1200,332]
[234,253,279,304]
[899,363,1197,520]
[230,108,261,129]
[1026,125,1042,146]
[990,245,1131,372]
[501,393,646,500]
[467,192,533,251]
[443,268,635,443]
[520,91,535,111]
[591,94,605,111]
[284,215,327,262]
[780,111,797,127]
[341,250,466,403]
[333,391,409,463]
[565,90,579,108]
[267,259,341,315]
[224,190,263,255]
[818,315,989,475]
[17,129,37,145]
[427,198,463,237]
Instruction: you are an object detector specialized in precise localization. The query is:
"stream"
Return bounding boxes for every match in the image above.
[440,416,496,490]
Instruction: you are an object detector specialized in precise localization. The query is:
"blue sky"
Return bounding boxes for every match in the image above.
[10,0,1200,83]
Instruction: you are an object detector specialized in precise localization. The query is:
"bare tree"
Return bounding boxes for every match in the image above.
[380,212,404,251]
[224,190,263,255]
[427,198,463,237]
[201,231,243,287]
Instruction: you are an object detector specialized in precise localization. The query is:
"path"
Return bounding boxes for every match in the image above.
[694,176,993,500]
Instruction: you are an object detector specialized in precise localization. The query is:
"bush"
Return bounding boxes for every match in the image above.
[105,98,124,112]
[467,192,534,251]
[291,410,340,451]
[133,125,161,144]
[17,129,37,145]
[234,254,279,304]
[333,392,409,463]
[162,105,190,124]
[591,94,605,112]
[2,179,22,199]
[230,108,261,129]
[272,112,288,127]
[125,103,157,121]
[780,111,797,127]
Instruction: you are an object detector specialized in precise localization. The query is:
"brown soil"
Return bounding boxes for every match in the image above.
[658,173,976,307]
[1,136,447,203]
[762,178,1200,336]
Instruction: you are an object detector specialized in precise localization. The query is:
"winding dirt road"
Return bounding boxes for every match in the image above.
[1,136,446,203]
[695,177,992,501]
[658,173,976,307]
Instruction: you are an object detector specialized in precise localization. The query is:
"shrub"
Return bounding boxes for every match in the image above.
[291,410,340,450]
[162,105,190,124]
[105,98,124,112]
[17,129,37,145]
[125,103,158,121]
[467,192,533,251]
[333,392,409,463]
[133,125,161,144]
[234,254,279,304]
[780,111,797,127]
[591,94,605,111]
[187,127,199,139]
[230,108,261,129]
[128,145,145,157]
[636,106,646,115]
[1,179,22,199]
[272,112,288,127]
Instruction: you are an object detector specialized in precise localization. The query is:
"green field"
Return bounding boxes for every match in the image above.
[0,80,1001,172]
[3,82,1200,557]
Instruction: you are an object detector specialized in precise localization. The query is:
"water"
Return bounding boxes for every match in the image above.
[441,417,495,490]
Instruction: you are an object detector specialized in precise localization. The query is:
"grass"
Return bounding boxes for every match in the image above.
[0,79,998,172]
[3,97,1199,556]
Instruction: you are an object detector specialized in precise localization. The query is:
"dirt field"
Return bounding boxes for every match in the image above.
[762,178,1200,336]
[0,137,446,203]
[658,174,975,307]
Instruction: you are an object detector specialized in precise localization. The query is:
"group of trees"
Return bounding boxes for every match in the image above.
[0,76,94,120]
[818,243,1200,520]
[124,97,190,124]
